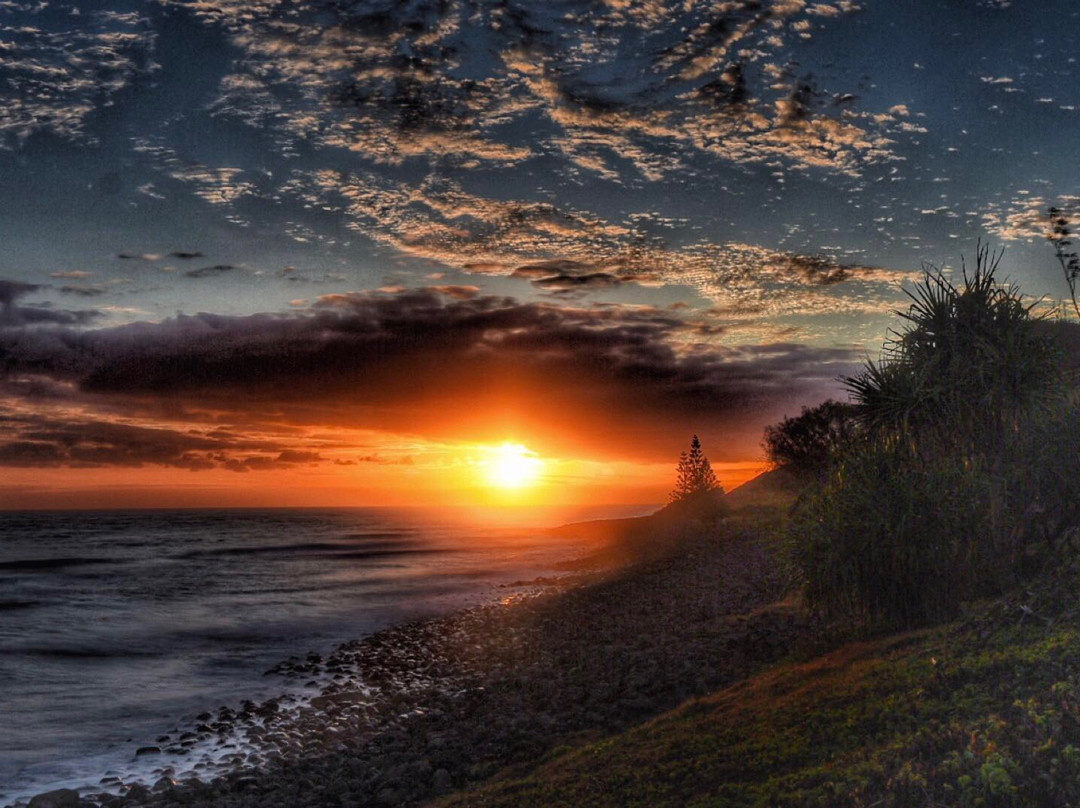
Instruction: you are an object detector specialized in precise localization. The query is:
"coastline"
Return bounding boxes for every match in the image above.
[12,509,806,808]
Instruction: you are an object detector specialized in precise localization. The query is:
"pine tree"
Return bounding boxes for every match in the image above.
[669,435,720,502]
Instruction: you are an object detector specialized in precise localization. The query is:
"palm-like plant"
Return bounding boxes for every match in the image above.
[793,246,1073,630]
[845,245,1059,460]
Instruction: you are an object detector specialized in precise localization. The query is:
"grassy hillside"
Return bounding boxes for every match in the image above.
[436,570,1080,808]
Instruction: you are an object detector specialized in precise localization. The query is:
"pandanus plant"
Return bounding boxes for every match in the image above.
[844,244,1060,464]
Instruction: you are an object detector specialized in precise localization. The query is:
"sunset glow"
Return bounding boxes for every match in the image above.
[485,443,544,490]
[1,1,1077,510]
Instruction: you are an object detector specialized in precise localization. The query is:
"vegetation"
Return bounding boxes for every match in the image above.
[845,247,1059,453]
[761,399,856,481]
[669,435,720,503]
[791,247,1077,631]
[427,250,1080,808]
[436,571,1080,808]
[1049,204,1080,319]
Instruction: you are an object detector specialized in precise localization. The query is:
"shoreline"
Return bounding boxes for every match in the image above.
[4,559,598,808]
[12,510,806,808]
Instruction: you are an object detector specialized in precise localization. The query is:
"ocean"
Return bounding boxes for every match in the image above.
[0,505,649,804]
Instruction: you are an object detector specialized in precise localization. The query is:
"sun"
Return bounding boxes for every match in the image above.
[487,442,543,489]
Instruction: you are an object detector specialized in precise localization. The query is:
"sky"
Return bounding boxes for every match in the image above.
[1,0,1078,509]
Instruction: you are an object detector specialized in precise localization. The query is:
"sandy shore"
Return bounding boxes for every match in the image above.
[15,511,812,808]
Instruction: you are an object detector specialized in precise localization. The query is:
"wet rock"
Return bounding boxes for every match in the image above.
[28,789,80,808]
[231,776,260,792]
[134,746,160,756]
[152,777,176,792]
[121,783,150,803]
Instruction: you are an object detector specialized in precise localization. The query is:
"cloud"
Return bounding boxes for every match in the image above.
[430,285,481,300]
[57,285,108,297]
[290,171,907,320]
[0,409,335,472]
[117,253,163,261]
[0,278,104,327]
[184,264,239,278]
[0,288,861,462]
[150,0,897,186]
[0,279,42,306]
[0,3,157,148]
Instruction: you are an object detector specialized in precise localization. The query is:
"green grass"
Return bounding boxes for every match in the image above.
[435,582,1080,807]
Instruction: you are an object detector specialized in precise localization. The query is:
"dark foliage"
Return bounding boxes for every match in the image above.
[669,435,719,503]
[844,245,1060,456]
[761,399,856,479]
[791,248,1076,631]
[1049,204,1080,319]
[791,442,991,630]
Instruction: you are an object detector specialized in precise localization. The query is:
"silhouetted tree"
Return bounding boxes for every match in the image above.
[670,435,719,502]
[1048,205,1080,319]
[762,399,856,479]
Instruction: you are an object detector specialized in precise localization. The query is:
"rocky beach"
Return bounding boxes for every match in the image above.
[13,504,808,808]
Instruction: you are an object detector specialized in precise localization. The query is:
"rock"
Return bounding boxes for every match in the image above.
[123,784,151,803]
[432,768,453,794]
[28,789,80,808]
[231,776,259,792]
[134,746,160,756]
[152,776,176,792]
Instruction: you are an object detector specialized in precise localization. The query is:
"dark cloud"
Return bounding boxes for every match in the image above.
[58,285,108,297]
[508,261,655,294]
[771,254,860,285]
[529,272,624,291]
[350,454,415,466]
[0,412,322,472]
[0,440,67,466]
[0,289,858,461]
[0,280,43,307]
[0,278,104,327]
[275,450,322,464]
[184,265,239,279]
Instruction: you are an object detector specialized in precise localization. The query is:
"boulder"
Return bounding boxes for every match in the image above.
[123,783,151,803]
[28,789,79,808]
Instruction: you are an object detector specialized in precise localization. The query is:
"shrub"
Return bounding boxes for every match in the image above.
[792,441,991,630]
[761,399,857,481]
[790,248,1073,631]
